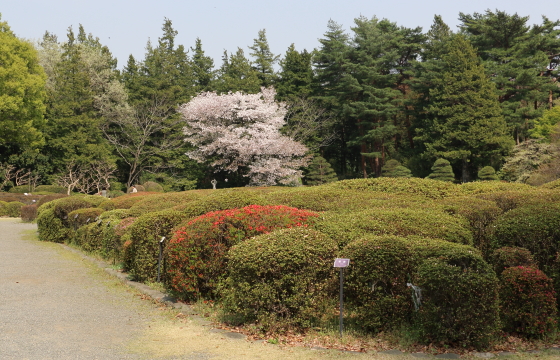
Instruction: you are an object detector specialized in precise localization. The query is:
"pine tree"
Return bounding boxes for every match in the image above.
[478,166,499,181]
[248,29,278,87]
[191,38,215,93]
[215,48,261,94]
[276,44,313,101]
[305,155,338,185]
[381,160,412,178]
[427,159,455,182]
[415,35,513,182]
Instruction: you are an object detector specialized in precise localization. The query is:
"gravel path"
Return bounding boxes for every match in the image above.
[0,218,157,360]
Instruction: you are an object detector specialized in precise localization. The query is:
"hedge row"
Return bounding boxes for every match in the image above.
[0,201,24,217]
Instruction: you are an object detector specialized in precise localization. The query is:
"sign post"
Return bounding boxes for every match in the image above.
[334,258,350,337]
[157,237,166,282]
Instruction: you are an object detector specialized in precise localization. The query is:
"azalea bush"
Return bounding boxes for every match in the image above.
[165,205,319,300]
[500,266,557,338]
[489,247,536,276]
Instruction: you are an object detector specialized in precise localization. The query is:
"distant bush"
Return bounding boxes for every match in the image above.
[36,194,67,208]
[107,190,125,198]
[99,193,159,211]
[426,159,455,182]
[305,155,338,185]
[500,266,557,338]
[342,235,413,332]
[8,185,33,193]
[165,205,319,300]
[20,204,37,221]
[141,181,164,192]
[414,250,500,349]
[34,185,66,194]
[128,191,206,216]
[325,177,460,199]
[381,159,412,178]
[123,210,187,281]
[0,201,24,217]
[489,247,536,276]
[459,181,534,195]
[476,189,560,212]
[221,228,338,330]
[314,208,473,248]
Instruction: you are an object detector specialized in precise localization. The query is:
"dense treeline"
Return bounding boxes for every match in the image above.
[1,10,559,191]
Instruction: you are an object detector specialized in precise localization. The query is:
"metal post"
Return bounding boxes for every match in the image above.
[339,267,344,337]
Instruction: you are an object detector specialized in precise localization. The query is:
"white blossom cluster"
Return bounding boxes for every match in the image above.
[179,87,309,186]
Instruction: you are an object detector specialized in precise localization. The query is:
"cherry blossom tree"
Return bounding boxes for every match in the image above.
[179,87,310,186]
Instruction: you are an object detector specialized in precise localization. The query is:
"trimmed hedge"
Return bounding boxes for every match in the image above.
[490,247,536,276]
[175,189,270,218]
[68,208,105,229]
[221,228,338,330]
[342,235,414,332]
[36,194,67,208]
[142,181,164,192]
[325,177,461,199]
[34,185,66,194]
[314,208,473,248]
[500,266,557,338]
[433,197,502,255]
[0,201,23,217]
[123,210,187,281]
[541,178,560,190]
[20,204,37,221]
[165,205,320,300]
[459,181,534,195]
[414,250,500,349]
[491,203,560,294]
[36,208,68,243]
[475,189,560,212]
[99,192,159,211]
[127,190,206,216]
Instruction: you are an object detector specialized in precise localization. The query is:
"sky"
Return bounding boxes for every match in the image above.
[1,0,557,69]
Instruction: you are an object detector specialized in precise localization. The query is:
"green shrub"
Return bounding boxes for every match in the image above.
[489,247,536,276]
[476,189,560,212]
[165,205,319,300]
[37,208,69,243]
[459,181,534,195]
[107,190,125,198]
[541,178,560,190]
[175,189,269,218]
[34,185,66,194]
[221,228,338,330]
[20,204,37,221]
[128,190,206,216]
[142,181,164,192]
[68,208,105,229]
[8,185,34,193]
[491,203,560,295]
[99,192,158,211]
[325,177,460,199]
[3,201,23,217]
[477,166,499,181]
[414,250,500,349]
[305,155,338,185]
[342,235,414,332]
[123,210,187,281]
[36,194,67,209]
[381,159,412,178]
[426,159,455,182]
[500,266,557,338]
[314,208,473,248]
[52,197,97,225]
[433,197,502,255]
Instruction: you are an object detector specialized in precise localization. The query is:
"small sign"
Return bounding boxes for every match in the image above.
[334,258,350,268]
[160,236,166,243]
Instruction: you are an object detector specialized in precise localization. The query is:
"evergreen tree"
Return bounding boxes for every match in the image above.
[381,159,412,178]
[478,166,499,181]
[276,44,313,101]
[415,35,514,182]
[191,38,215,93]
[305,155,338,185]
[459,10,560,143]
[248,29,278,87]
[215,48,261,94]
[427,159,455,182]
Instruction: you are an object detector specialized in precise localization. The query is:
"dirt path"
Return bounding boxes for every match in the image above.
[0,218,392,360]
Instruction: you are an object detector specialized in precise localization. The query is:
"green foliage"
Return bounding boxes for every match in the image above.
[498,140,557,183]
[381,160,412,178]
[141,181,164,192]
[314,207,473,248]
[305,156,338,186]
[530,103,560,141]
[100,193,157,210]
[491,203,560,295]
[478,166,499,181]
[176,189,269,218]
[459,181,534,195]
[541,178,560,189]
[490,247,536,276]
[433,197,502,255]
[165,205,319,300]
[67,207,104,229]
[248,29,278,88]
[52,196,97,224]
[342,236,414,332]
[221,228,337,330]
[500,266,557,338]
[215,48,261,94]
[122,210,187,281]
[36,207,68,243]
[34,185,66,193]
[325,177,461,199]
[0,201,24,217]
[128,190,206,216]
[0,16,46,158]
[426,159,455,182]
[414,250,500,349]
[36,193,67,208]
[276,44,313,100]
[476,189,560,212]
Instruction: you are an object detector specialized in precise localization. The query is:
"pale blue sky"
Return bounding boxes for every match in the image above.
[1,0,557,69]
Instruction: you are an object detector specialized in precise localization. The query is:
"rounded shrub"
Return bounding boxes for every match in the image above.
[433,197,502,255]
[34,185,66,194]
[36,194,67,209]
[36,208,69,243]
[474,189,560,213]
[128,190,206,216]
[123,210,187,281]
[8,185,33,193]
[491,203,560,291]
[426,159,455,182]
[165,205,319,300]
[342,235,414,332]
[221,227,338,330]
[99,192,158,211]
[477,166,499,181]
[20,204,38,221]
[500,266,557,338]
[489,247,536,276]
[52,197,96,225]
[314,208,473,248]
[414,250,500,349]
[541,178,560,190]
[68,208,105,229]
[4,201,24,217]
[175,189,269,218]
[142,181,164,192]
[325,177,461,199]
